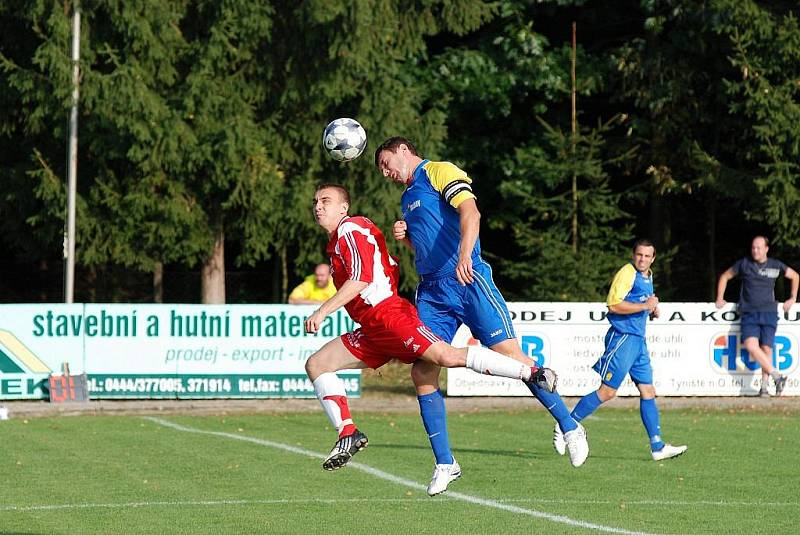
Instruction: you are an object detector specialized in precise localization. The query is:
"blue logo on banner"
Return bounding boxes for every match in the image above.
[711,333,795,373]
[521,335,546,367]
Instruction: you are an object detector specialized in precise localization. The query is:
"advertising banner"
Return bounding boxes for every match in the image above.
[4,302,798,399]
[0,304,359,399]
[447,302,799,396]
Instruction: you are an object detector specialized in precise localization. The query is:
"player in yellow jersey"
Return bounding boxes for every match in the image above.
[555,240,687,461]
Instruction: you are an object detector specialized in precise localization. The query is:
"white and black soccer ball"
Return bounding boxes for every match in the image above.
[322,118,367,162]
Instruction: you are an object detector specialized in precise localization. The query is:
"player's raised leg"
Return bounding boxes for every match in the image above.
[418,342,555,387]
[305,337,370,471]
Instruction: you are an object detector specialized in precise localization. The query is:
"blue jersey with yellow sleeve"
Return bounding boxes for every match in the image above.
[606,263,653,336]
[401,159,479,278]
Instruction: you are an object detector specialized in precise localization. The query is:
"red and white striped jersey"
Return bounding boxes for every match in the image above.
[326,215,400,324]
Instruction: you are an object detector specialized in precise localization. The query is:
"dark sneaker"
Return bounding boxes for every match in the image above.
[774,375,787,397]
[323,429,368,471]
[529,367,557,393]
[758,387,770,397]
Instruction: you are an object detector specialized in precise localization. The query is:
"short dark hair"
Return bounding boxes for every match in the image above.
[752,235,769,247]
[633,238,655,254]
[315,183,350,205]
[374,136,419,166]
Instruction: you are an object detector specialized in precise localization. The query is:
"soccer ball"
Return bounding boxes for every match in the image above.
[322,118,367,162]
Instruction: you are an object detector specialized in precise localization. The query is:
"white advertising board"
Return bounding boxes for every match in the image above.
[447,302,799,396]
[0,304,359,399]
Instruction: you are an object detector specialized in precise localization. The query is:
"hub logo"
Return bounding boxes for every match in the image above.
[0,329,51,397]
[455,330,548,367]
[711,332,797,374]
[521,335,546,367]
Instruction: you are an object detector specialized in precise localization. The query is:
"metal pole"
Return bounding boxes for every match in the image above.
[571,21,578,254]
[65,5,80,303]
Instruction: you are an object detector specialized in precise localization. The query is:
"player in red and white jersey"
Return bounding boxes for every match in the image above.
[325,213,402,328]
[304,184,560,476]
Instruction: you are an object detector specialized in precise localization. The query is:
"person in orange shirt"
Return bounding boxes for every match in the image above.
[288,263,337,304]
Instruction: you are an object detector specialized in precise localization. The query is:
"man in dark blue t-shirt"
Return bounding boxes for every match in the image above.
[716,236,798,396]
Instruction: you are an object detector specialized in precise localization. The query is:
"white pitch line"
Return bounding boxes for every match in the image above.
[143,416,656,535]
[2,497,797,513]
[504,498,800,508]
[0,498,434,512]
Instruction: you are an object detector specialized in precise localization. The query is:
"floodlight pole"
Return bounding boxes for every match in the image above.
[65,4,80,303]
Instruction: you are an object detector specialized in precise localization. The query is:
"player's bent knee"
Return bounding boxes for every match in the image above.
[436,350,464,369]
[305,353,331,380]
[304,355,318,378]
[421,353,457,369]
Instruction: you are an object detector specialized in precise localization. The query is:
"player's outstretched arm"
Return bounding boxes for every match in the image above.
[305,280,368,333]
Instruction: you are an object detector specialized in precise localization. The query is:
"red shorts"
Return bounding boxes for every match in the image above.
[341,297,442,369]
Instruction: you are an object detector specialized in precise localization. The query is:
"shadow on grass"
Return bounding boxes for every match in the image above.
[367,442,538,459]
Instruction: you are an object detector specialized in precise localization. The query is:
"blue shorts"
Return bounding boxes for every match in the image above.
[740,311,778,347]
[415,260,515,345]
[592,328,653,389]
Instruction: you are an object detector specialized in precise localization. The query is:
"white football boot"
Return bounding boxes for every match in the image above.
[651,443,687,461]
[427,459,462,496]
[563,423,589,467]
[553,422,566,456]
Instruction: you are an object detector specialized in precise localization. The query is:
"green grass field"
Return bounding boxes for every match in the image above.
[1,406,797,534]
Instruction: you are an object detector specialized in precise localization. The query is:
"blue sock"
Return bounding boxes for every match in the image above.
[571,390,603,422]
[526,382,577,433]
[418,390,454,465]
[640,397,665,451]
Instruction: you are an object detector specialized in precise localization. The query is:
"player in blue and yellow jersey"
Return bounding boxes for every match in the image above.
[375,137,588,496]
[554,239,687,461]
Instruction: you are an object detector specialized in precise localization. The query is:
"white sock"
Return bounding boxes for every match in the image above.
[312,373,353,434]
[465,346,531,381]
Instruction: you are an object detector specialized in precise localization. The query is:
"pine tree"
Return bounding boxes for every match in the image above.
[498,116,634,300]
[426,1,633,300]
[1,0,496,301]
[715,0,800,248]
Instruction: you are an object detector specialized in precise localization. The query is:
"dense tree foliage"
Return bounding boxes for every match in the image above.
[1,0,798,303]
